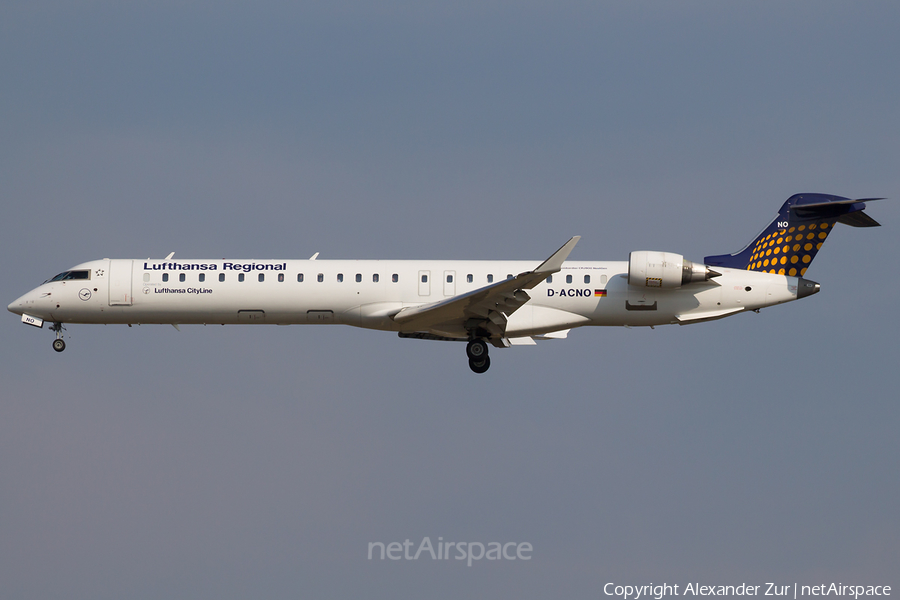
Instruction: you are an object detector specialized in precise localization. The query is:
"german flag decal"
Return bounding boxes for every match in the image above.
[594,289,607,297]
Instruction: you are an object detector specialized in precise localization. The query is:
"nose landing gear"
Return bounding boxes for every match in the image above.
[49,322,66,352]
[466,339,490,373]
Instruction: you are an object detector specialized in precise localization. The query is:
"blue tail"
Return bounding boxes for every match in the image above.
[704,193,883,276]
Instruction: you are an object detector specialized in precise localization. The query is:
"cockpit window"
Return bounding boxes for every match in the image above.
[45,270,90,283]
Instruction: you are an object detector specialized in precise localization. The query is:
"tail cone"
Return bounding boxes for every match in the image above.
[797,278,820,299]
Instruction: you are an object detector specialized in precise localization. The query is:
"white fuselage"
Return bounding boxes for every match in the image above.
[8,258,805,339]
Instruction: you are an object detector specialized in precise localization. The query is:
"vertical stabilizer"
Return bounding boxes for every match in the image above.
[704,194,882,277]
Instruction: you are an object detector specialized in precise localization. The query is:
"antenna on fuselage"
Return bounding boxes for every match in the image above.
[164,252,175,260]
[309,252,319,260]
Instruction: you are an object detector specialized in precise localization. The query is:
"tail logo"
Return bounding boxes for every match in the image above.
[746,222,832,276]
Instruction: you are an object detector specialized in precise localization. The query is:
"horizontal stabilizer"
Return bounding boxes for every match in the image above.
[791,197,885,209]
[838,211,881,227]
[790,196,887,222]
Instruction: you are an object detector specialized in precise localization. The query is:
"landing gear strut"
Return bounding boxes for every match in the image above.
[50,322,66,352]
[466,339,490,373]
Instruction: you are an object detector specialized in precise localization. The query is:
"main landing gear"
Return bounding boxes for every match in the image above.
[50,322,66,352]
[466,339,490,374]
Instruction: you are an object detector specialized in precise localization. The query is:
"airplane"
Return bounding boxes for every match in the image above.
[8,193,884,373]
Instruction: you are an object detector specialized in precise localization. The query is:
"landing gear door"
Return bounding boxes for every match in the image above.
[108,260,134,306]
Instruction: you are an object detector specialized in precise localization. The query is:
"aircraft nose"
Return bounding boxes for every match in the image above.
[8,288,40,316]
[797,278,820,299]
[8,296,25,315]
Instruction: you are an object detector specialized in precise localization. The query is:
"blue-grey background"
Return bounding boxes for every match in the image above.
[2,2,898,598]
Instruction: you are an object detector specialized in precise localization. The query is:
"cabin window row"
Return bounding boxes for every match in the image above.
[147,272,602,284]
[150,272,401,283]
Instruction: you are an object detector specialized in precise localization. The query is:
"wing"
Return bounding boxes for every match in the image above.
[391,236,580,342]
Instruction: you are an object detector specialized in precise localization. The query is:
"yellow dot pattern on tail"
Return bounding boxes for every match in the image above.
[746,220,835,276]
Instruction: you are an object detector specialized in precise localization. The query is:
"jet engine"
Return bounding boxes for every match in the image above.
[628,251,720,288]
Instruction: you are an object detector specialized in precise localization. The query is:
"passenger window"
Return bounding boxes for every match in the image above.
[467,274,473,283]
[179,273,185,282]
[566,274,572,284]
[373,274,379,283]
[258,273,265,282]
[337,273,344,282]
[447,275,453,283]
[392,274,398,283]
[601,274,608,285]
[199,273,205,282]
[298,273,304,282]
[584,275,590,284]
[317,273,323,282]
[487,274,493,283]
[219,273,225,282]
[239,273,245,282]
[162,273,169,282]
[421,274,427,283]
[278,273,284,282]
[143,273,150,282]
[356,273,362,282]
[546,275,552,284]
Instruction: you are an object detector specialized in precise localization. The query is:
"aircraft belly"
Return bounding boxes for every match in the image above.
[71,289,337,324]
[575,283,720,327]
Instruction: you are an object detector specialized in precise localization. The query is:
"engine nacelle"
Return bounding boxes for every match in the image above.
[628,251,720,289]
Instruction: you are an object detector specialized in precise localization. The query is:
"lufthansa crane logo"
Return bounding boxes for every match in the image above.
[78,288,92,301]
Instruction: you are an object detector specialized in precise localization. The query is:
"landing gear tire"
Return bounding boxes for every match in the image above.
[466,339,489,360]
[468,356,490,374]
[52,339,66,352]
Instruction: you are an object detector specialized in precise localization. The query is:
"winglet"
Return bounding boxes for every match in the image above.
[534,236,580,274]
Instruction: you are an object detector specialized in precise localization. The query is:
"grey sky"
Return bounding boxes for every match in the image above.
[2,2,898,599]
